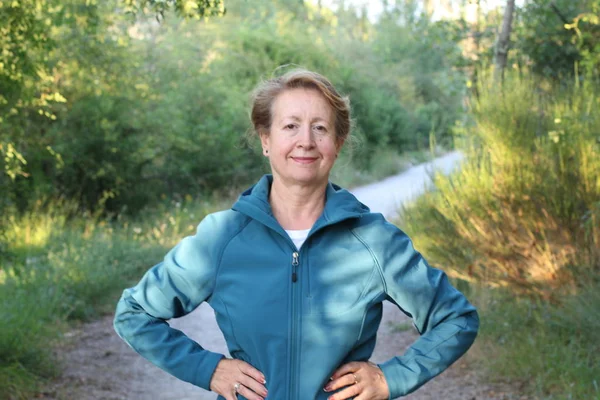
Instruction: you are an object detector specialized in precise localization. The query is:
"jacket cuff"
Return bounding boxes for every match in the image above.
[378,358,407,399]
[195,351,226,391]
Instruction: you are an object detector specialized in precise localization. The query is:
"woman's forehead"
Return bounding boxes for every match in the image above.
[272,88,333,121]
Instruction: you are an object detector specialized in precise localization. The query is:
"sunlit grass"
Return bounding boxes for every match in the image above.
[0,196,227,399]
[399,74,600,397]
[401,75,600,296]
[467,283,600,399]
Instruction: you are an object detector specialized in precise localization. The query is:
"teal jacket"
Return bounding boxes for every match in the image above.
[114,175,479,399]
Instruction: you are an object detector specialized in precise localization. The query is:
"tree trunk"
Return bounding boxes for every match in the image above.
[494,0,516,83]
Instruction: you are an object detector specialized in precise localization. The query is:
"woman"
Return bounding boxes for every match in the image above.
[114,69,479,400]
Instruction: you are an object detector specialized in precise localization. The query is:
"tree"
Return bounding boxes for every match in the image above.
[123,0,225,20]
[0,0,226,201]
[494,0,516,82]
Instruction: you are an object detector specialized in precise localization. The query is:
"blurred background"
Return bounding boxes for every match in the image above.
[0,0,598,398]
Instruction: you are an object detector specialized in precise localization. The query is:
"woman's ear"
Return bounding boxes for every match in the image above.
[260,131,270,157]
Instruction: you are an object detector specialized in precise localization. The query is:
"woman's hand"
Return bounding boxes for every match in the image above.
[323,361,390,400]
[210,358,268,400]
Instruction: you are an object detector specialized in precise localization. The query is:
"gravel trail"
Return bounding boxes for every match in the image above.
[45,152,521,400]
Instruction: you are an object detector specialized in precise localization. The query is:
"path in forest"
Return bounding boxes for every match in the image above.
[45,151,521,400]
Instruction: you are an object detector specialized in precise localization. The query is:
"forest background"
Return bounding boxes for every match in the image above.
[0,0,599,398]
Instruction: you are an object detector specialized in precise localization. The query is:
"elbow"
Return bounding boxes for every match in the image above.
[113,292,131,340]
[113,290,144,341]
[462,309,480,348]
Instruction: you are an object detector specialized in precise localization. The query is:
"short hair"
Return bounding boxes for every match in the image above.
[250,68,351,145]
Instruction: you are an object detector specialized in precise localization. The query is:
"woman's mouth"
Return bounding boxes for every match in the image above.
[291,157,318,164]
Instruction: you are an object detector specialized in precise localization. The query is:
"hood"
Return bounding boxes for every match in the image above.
[232,175,370,236]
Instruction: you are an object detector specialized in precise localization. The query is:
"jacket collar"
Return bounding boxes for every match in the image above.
[232,175,370,238]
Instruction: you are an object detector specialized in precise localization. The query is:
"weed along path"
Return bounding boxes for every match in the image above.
[46,151,519,400]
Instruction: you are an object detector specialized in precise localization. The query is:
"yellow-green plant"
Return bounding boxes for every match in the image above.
[401,73,600,296]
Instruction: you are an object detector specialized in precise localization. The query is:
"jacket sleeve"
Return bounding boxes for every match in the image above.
[373,222,479,399]
[113,214,226,391]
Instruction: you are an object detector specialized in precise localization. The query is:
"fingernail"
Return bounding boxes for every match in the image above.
[324,384,331,392]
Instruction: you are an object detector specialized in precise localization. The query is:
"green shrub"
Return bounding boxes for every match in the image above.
[401,74,600,296]
[398,72,599,397]
[0,196,223,398]
[472,283,600,398]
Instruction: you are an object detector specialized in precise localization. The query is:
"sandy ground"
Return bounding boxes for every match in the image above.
[40,152,526,400]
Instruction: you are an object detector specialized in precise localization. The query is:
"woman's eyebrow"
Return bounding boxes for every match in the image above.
[280,115,330,124]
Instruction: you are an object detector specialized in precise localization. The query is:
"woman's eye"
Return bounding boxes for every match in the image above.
[314,125,327,132]
[285,124,296,130]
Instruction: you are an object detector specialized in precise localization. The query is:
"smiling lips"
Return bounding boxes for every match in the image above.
[291,156,318,164]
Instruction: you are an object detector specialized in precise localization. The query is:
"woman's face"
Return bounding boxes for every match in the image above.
[261,88,342,188]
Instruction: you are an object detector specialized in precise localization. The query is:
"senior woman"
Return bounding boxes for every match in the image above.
[113,69,479,400]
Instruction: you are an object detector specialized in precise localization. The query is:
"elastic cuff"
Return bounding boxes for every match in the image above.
[196,351,226,391]
[378,358,405,399]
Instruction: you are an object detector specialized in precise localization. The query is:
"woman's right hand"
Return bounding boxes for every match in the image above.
[210,358,268,400]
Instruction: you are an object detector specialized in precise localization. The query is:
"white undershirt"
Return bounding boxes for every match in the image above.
[285,228,311,250]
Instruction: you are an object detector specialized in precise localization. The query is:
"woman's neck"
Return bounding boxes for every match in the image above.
[269,178,327,230]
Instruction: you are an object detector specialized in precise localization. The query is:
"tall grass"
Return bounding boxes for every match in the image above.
[0,197,225,399]
[399,74,600,397]
[402,75,599,296]
[470,283,600,399]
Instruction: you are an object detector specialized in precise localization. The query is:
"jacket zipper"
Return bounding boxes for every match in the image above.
[292,251,299,283]
[290,250,300,400]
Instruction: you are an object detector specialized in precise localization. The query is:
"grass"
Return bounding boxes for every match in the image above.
[467,283,600,399]
[0,142,440,399]
[0,196,226,400]
[397,74,600,398]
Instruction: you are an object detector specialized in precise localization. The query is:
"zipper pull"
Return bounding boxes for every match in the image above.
[292,251,299,283]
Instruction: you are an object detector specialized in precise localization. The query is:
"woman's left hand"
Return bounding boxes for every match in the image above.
[323,361,390,400]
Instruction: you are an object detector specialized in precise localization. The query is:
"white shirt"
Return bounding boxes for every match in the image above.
[285,228,311,250]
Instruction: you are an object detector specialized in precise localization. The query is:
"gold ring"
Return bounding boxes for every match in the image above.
[352,373,358,384]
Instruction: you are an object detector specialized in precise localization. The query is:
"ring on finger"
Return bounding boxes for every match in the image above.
[233,382,241,393]
[352,373,358,384]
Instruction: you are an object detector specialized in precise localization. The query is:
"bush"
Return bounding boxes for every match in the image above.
[0,196,222,399]
[401,73,600,297]
[471,283,600,398]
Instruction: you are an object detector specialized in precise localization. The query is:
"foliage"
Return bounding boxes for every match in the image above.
[123,0,225,20]
[0,0,228,217]
[0,0,467,219]
[0,196,222,399]
[512,0,600,79]
[471,284,600,398]
[400,73,600,296]
[565,3,600,77]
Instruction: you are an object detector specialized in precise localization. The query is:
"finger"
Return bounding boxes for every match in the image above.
[237,361,267,396]
[239,361,267,384]
[239,374,268,398]
[326,381,362,400]
[330,361,362,380]
[324,373,357,393]
[236,382,265,400]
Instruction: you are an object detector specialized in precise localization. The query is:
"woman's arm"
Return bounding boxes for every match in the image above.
[371,222,480,399]
[113,214,227,391]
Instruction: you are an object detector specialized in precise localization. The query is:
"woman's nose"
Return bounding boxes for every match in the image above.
[297,125,315,148]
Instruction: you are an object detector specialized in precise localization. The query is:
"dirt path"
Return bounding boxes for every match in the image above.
[43,152,522,400]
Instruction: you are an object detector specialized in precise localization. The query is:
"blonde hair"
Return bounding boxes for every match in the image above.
[250,68,351,145]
